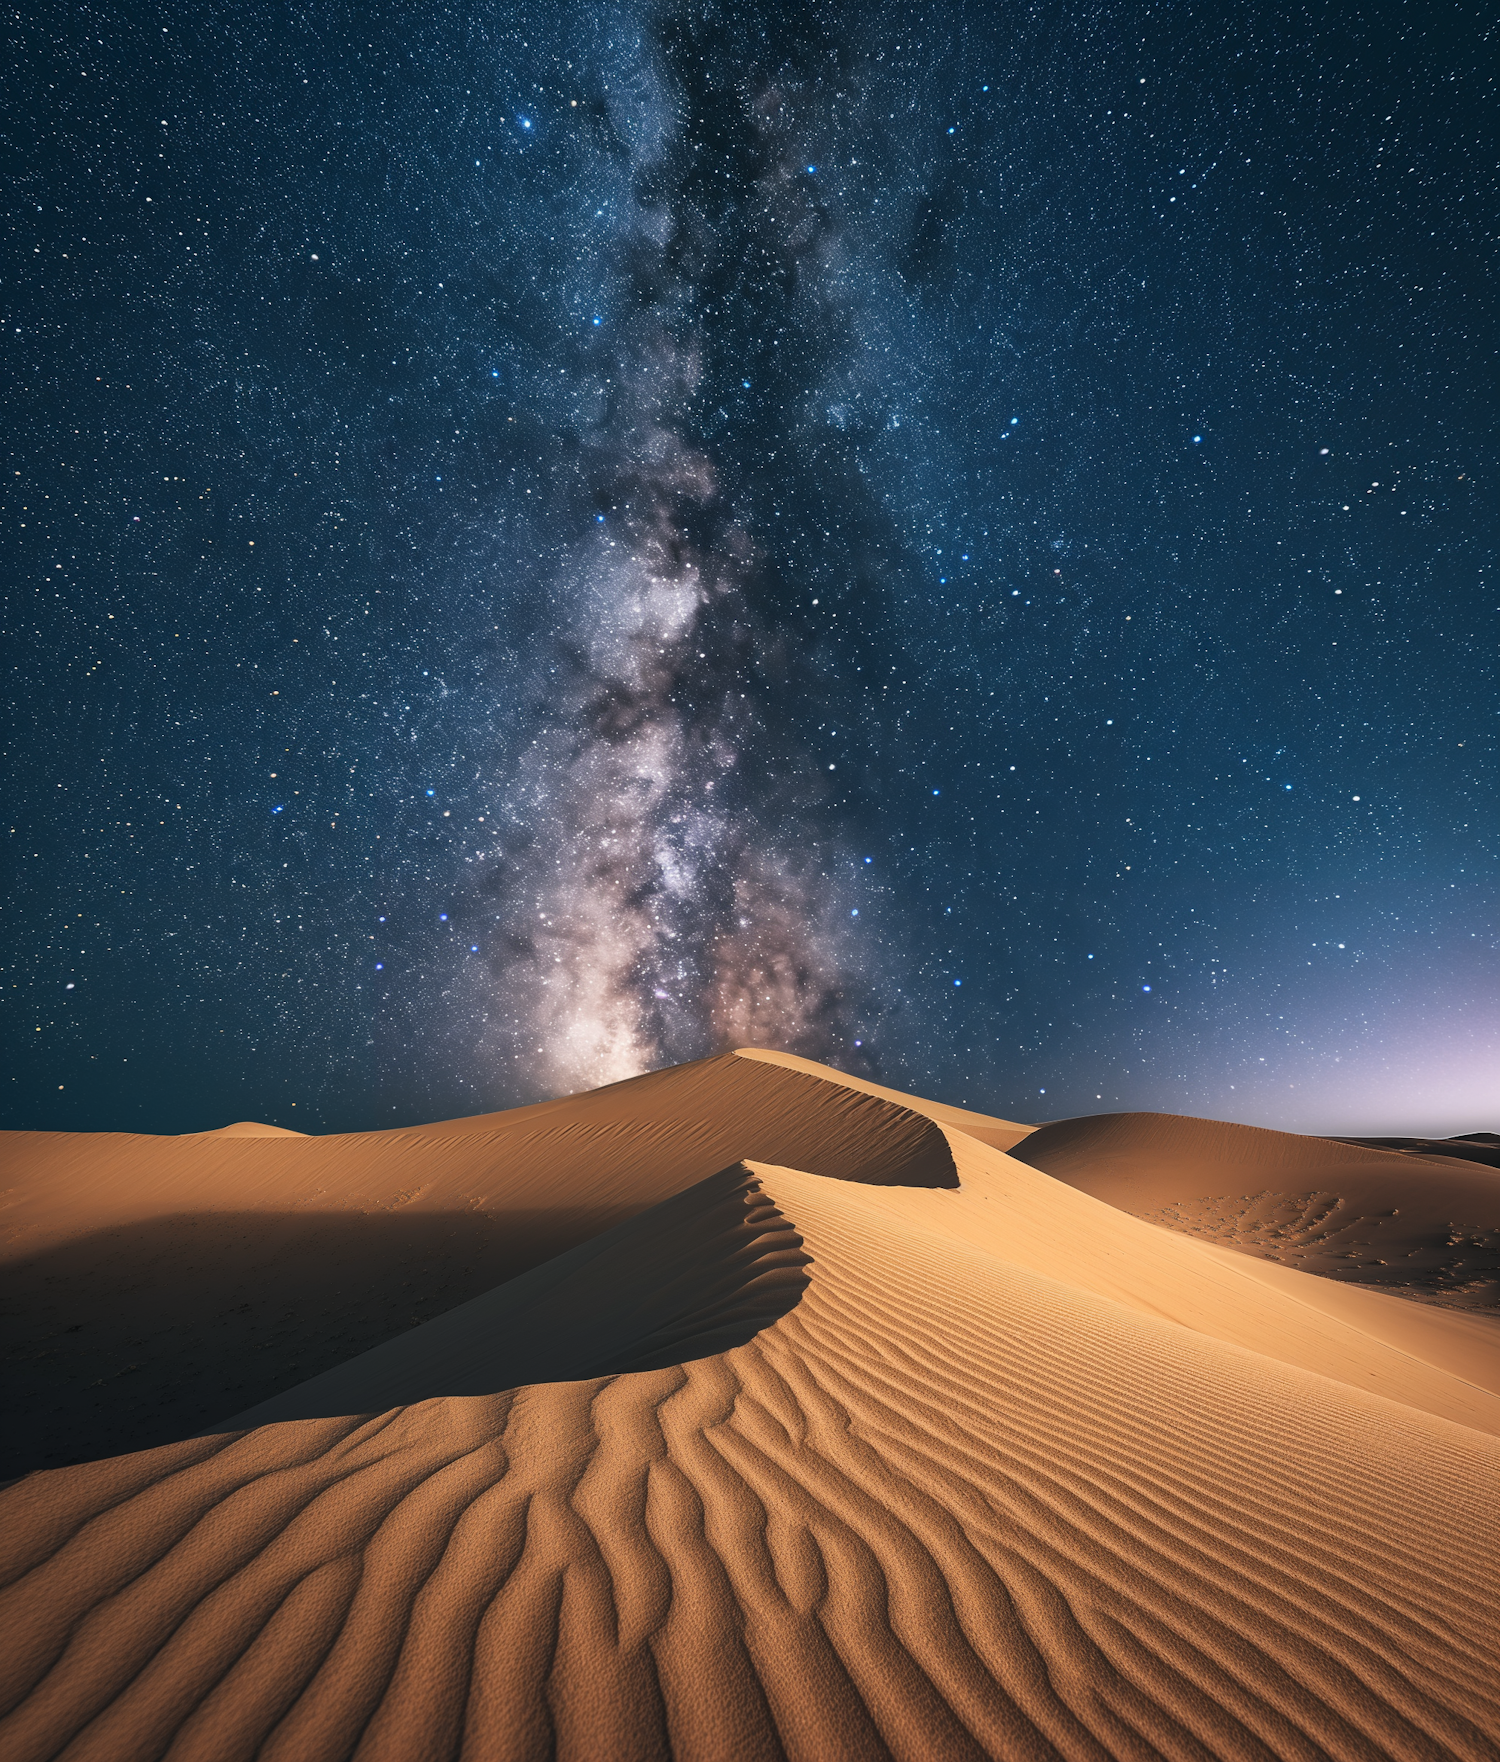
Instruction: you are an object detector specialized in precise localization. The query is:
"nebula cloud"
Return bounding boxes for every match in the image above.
[482,18,868,1095]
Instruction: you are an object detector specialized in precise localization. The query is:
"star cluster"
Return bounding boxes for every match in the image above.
[3,0,1495,1133]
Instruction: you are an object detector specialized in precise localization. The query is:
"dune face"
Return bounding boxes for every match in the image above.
[2,1061,1497,1761]
[219,1165,812,1428]
[1012,1111,1500,1313]
[0,1056,952,1478]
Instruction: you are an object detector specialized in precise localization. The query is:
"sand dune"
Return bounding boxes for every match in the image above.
[2,1058,1496,1760]
[1333,1132,1500,1169]
[733,1048,1037,1153]
[0,1055,954,1476]
[197,1121,310,1138]
[1012,1110,1500,1313]
[219,1164,812,1426]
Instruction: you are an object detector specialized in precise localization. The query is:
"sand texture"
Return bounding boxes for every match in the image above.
[1011,1111,1500,1312]
[2,1057,1497,1761]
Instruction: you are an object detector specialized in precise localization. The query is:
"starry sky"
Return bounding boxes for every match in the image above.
[4,0,1496,1136]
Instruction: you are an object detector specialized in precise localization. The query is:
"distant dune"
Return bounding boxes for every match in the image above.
[2,1055,1495,1760]
[1011,1110,1500,1310]
[194,1120,309,1138]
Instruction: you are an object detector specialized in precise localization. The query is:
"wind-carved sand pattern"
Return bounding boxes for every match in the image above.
[1,1056,1497,1761]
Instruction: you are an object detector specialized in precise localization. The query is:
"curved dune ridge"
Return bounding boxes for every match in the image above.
[1011,1111,1500,1313]
[0,1055,958,1477]
[217,1164,813,1427]
[1,1059,1497,1760]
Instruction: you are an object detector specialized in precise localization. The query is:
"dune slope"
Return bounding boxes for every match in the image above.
[1,1149,1496,1761]
[0,1055,952,1476]
[1012,1110,1500,1312]
[219,1163,811,1426]
[1,1059,1496,1761]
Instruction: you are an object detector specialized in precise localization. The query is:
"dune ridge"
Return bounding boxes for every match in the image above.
[196,1121,309,1139]
[0,1056,953,1475]
[217,1163,811,1428]
[1,1057,1496,1760]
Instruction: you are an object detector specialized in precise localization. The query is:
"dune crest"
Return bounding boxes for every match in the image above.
[194,1121,308,1138]
[217,1164,811,1428]
[2,1058,1496,1760]
[732,1047,1037,1152]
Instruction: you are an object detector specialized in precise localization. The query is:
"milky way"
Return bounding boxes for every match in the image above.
[473,14,890,1092]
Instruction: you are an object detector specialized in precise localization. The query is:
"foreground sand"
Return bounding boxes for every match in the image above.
[2,1054,1496,1760]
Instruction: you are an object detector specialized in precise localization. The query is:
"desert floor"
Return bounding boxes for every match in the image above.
[2,1049,1496,1761]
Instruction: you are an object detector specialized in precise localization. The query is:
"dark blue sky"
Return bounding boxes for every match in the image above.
[4,0,1495,1134]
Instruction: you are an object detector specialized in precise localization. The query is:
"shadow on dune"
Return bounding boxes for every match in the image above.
[214,1164,811,1432]
[1,1205,639,1479]
[4,1056,958,1476]
[4,1169,817,1474]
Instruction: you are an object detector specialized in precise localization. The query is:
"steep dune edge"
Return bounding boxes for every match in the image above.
[1,1158,1495,1762]
[733,1046,1036,1151]
[216,1164,809,1428]
[1012,1110,1500,1312]
[0,1054,954,1266]
[0,1057,954,1476]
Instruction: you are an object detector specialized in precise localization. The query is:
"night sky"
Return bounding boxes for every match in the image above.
[4,1,1496,1136]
